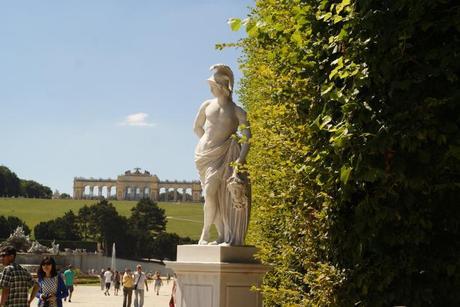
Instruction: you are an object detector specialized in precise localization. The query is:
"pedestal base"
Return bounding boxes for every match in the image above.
[165,245,268,307]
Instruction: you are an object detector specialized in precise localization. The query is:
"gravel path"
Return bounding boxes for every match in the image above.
[56,281,173,307]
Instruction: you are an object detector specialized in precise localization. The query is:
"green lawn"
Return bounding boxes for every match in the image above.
[0,198,216,240]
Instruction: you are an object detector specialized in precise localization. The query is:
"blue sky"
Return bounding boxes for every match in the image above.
[0,0,253,194]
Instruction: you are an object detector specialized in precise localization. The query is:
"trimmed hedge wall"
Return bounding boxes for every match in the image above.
[233,0,460,306]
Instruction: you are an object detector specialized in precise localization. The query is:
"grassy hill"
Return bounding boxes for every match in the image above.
[0,198,212,240]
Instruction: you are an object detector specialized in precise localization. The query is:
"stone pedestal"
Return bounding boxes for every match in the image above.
[165,245,268,307]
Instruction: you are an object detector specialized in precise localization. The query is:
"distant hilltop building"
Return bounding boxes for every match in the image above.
[73,168,202,202]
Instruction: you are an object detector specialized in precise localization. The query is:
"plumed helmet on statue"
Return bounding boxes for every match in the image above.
[207,64,234,93]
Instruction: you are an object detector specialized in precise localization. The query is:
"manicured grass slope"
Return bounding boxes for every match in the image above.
[0,198,212,240]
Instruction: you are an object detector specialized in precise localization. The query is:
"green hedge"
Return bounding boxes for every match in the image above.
[232,0,460,305]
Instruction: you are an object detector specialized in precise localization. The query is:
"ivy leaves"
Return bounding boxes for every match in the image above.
[227,18,242,31]
[229,0,460,305]
[228,17,259,37]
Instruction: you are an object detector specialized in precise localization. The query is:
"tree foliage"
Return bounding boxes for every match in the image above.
[0,216,31,238]
[128,198,167,258]
[150,232,196,261]
[1,198,190,259]
[34,210,81,241]
[71,199,188,259]
[129,198,167,235]
[60,193,71,199]
[20,180,52,199]
[231,0,460,305]
[33,201,136,257]
[0,165,52,198]
[76,200,132,256]
[0,166,21,197]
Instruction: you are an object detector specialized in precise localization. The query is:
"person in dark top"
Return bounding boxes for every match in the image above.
[0,246,38,307]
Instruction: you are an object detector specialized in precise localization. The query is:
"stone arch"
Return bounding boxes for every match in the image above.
[143,187,150,199]
[125,187,132,200]
[176,188,185,202]
[130,186,136,200]
[109,186,117,199]
[101,186,109,199]
[134,187,141,199]
[107,186,112,199]
[185,188,192,201]
[93,186,100,198]
[159,187,167,201]
[84,185,91,199]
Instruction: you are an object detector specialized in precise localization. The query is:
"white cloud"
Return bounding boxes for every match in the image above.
[120,113,155,127]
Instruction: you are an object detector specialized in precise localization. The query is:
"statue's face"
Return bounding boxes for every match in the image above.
[209,81,229,98]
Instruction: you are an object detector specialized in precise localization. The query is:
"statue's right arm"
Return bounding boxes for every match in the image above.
[193,101,210,138]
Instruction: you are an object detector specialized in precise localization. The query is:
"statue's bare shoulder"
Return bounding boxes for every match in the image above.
[194,100,214,137]
[199,99,214,112]
[194,99,213,123]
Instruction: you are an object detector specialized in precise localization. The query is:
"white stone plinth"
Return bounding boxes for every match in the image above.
[165,245,268,307]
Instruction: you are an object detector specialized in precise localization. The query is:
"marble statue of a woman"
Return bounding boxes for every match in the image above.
[193,64,251,246]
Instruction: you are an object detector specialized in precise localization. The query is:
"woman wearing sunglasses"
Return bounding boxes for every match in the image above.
[36,257,68,307]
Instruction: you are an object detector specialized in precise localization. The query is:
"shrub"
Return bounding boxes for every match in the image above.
[232,0,460,305]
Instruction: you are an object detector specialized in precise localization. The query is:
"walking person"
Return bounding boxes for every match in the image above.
[36,256,69,307]
[153,272,163,296]
[103,267,113,296]
[169,273,177,307]
[133,265,148,307]
[0,246,38,307]
[63,265,75,302]
[122,268,134,307]
[99,269,105,291]
[113,271,120,296]
[166,273,171,285]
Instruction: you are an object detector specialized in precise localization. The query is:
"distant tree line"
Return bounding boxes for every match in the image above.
[0,166,52,198]
[34,198,195,260]
[52,190,71,199]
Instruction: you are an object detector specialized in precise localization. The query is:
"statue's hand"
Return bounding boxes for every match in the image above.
[231,159,243,178]
[235,157,246,165]
[231,168,239,180]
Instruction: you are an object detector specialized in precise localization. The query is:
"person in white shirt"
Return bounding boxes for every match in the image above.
[133,265,148,307]
[103,267,113,296]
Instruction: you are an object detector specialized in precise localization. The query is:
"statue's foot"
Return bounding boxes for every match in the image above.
[198,239,208,245]
[207,238,226,245]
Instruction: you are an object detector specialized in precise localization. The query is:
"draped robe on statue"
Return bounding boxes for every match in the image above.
[195,138,249,245]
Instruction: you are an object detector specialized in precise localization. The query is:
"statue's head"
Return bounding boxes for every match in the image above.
[207,64,234,98]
